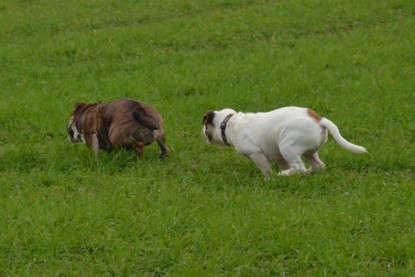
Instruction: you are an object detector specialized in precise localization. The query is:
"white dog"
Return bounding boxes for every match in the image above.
[202,107,367,177]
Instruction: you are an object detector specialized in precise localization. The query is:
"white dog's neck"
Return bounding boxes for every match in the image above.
[220,113,234,145]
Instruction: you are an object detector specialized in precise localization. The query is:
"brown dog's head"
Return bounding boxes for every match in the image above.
[202,109,236,146]
[67,103,89,143]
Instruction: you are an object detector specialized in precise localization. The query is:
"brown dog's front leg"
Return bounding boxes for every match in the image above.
[91,133,100,155]
[85,131,100,155]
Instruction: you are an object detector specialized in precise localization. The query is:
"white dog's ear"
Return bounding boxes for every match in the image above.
[202,111,215,125]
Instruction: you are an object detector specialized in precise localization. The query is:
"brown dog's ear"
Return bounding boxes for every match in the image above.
[203,111,215,125]
[74,102,84,110]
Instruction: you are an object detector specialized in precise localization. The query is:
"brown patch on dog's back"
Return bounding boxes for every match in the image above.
[307,109,321,123]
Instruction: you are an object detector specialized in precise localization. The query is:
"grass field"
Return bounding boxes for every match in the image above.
[1,0,414,275]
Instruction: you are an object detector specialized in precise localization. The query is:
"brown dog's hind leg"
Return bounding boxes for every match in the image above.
[157,136,170,158]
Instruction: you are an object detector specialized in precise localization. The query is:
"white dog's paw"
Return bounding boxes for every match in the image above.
[278,168,309,176]
[277,169,295,176]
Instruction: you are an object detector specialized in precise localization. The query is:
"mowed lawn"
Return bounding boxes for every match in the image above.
[1,0,414,275]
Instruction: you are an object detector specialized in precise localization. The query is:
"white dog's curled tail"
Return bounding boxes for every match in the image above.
[319,118,367,154]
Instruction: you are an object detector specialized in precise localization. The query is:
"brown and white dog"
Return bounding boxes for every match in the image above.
[202,107,367,178]
[67,99,169,158]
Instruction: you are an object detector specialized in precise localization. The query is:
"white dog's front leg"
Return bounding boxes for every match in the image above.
[248,152,272,178]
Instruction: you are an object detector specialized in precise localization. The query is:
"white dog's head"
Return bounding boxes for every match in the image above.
[202,109,236,146]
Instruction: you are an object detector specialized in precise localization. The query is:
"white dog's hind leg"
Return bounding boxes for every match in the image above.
[248,152,272,178]
[303,151,325,173]
[278,149,307,176]
[276,158,290,171]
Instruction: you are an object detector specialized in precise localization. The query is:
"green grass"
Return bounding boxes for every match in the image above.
[1,0,414,275]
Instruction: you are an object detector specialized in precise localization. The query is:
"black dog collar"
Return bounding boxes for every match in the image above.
[220,114,234,146]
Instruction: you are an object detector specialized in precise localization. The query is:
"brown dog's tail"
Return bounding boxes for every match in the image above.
[132,111,160,130]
